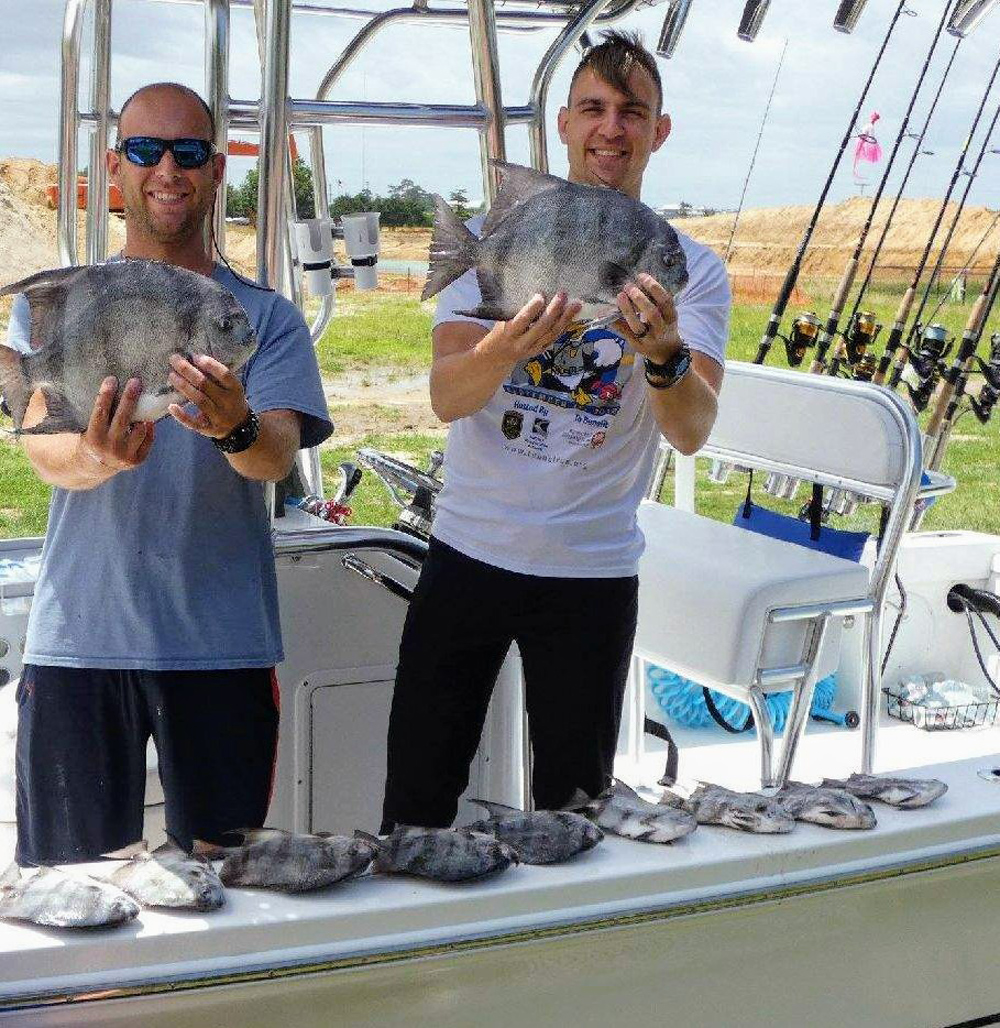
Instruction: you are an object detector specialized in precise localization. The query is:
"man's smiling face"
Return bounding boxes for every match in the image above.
[557,66,671,200]
[109,85,223,247]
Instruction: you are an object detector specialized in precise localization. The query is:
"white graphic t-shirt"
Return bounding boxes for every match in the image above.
[431,218,730,578]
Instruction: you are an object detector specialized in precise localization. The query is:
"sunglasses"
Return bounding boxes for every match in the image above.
[116,136,216,169]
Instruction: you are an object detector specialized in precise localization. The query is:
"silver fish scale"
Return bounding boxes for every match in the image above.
[820,773,948,809]
[774,782,877,830]
[109,841,225,910]
[0,865,140,928]
[580,780,697,844]
[219,831,375,892]
[375,827,518,882]
[682,784,796,834]
[0,259,258,434]
[475,186,687,324]
[465,810,602,864]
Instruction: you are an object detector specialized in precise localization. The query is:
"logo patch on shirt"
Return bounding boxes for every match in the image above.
[590,430,606,449]
[501,410,524,440]
[531,417,549,438]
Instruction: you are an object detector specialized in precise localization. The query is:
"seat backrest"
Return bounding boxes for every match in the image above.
[704,362,920,500]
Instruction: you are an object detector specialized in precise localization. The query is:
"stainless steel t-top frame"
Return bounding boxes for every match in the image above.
[57,0,660,321]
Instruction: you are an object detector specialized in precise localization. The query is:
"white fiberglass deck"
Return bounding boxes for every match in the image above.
[1,754,999,1011]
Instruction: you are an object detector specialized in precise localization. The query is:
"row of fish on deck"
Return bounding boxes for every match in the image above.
[0,774,947,929]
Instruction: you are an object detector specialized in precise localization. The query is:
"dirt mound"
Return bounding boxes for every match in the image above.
[0,157,57,209]
[678,197,999,277]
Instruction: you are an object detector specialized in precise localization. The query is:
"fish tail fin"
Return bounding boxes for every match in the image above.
[422,196,479,301]
[0,345,29,432]
[468,798,518,817]
[102,840,150,860]
[192,839,232,860]
[561,788,594,812]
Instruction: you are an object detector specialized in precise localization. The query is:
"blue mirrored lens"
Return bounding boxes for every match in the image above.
[170,140,212,168]
[126,138,167,166]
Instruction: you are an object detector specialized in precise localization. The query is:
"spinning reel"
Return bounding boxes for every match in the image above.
[904,323,952,412]
[970,335,999,423]
[843,310,882,368]
[782,311,821,367]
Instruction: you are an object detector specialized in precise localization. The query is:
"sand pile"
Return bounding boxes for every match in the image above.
[681,196,1000,277]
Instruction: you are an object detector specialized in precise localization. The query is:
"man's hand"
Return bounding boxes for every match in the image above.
[614,273,682,363]
[77,376,156,473]
[167,353,250,440]
[477,292,583,370]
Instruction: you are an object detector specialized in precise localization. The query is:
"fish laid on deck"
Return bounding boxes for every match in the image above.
[198,828,376,892]
[663,783,796,834]
[570,779,697,844]
[821,773,949,809]
[465,800,603,864]
[0,863,140,928]
[422,160,689,324]
[774,782,877,830]
[105,839,226,911]
[359,826,520,882]
[0,259,257,434]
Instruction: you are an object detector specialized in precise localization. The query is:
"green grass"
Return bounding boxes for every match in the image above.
[314,293,434,376]
[2,289,997,538]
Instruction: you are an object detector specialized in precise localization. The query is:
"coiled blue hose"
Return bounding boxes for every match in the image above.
[649,665,839,734]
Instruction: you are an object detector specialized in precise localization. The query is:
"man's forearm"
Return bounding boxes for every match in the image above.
[224,409,301,482]
[430,340,510,423]
[647,363,720,456]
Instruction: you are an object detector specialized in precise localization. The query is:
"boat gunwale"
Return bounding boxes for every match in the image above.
[5,833,1000,1015]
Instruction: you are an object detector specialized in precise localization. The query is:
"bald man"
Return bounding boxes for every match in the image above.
[6,82,333,864]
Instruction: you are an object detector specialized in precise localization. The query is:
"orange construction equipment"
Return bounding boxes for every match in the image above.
[44,136,299,211]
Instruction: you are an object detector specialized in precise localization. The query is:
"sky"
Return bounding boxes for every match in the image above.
[0,0,998,214]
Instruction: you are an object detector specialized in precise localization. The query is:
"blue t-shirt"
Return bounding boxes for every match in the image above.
[6,264,333,670]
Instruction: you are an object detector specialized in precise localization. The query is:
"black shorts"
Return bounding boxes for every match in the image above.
[15,664,279,865]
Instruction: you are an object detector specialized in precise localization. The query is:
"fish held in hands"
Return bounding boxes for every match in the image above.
[423,161,689,324]
[0,259,257,434]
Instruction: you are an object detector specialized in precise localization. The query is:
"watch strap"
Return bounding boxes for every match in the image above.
[212,407,260,454]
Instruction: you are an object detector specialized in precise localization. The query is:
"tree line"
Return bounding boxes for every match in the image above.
[226,160,477,226]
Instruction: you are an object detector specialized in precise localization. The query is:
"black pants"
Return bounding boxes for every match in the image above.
[381,538,638,830]
[15,665,279,865]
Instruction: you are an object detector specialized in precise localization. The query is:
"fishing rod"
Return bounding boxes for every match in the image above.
[922,207,1000,326]
[891,93,1000,403]
[922,244,1000,475]
[805,0,955,377]
[828,35,964,379]
[753,0,911,365]
[874,46,1000,386]
[725,37,788,265]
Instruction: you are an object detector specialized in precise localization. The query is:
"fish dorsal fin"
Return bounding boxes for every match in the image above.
[102,840,150,860]
[468,798,519,817]
[192,839,232,860]
[353,830,383,850]
[480,161,564,237]
[1,267,85,353]
[610,778,643,802]
[0,862,22,889]
[15,387,88,437]
[561,787,594,811]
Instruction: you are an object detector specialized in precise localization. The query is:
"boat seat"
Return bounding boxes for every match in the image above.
[635,500,872,786]
[624,361,924,786]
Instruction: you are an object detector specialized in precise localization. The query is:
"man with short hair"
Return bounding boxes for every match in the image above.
[381,32,730,829]
[7,82,333,864]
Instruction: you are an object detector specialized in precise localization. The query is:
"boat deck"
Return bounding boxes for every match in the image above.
[2,752,999,1010]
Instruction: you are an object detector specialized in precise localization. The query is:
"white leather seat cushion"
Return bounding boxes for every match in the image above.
[635,500,870,694]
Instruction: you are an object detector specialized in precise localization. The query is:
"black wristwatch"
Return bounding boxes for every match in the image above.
[644,344,692,390]
[212,407,260,454]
